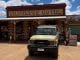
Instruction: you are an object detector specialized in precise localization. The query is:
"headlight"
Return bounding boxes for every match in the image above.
[50,41,54,45]
[50,41,58,46]
[54,41,58,46]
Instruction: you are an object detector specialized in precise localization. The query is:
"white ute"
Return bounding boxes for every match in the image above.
[27,25,59,58]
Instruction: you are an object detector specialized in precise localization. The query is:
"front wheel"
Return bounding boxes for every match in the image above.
[50,48,58,58]
[29,51,34,56]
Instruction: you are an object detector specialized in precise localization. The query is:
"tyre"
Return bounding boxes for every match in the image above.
[29,50,34,56]
[50,48,58,58]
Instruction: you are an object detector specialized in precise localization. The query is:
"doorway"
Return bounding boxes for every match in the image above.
[0,21,9,42]
[44,20,56,25]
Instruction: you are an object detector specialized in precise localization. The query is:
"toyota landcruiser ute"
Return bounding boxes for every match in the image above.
[27,25,59,58]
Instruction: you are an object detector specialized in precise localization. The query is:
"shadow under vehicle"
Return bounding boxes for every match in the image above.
[25,56,58,60]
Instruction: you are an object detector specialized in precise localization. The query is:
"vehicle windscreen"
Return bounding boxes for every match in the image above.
[36,28,57,35]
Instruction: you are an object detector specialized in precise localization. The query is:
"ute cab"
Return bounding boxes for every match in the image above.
[27,25,59,58]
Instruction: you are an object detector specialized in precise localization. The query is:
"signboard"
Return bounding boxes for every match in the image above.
[69,35,77,46]
[8,9,64,17]
[70,35,77,40]
[7,3,66,17]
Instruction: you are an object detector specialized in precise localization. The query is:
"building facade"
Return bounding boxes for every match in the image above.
[0,3,67,42]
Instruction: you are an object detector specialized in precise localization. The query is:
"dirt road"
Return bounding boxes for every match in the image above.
[0,43,80,60]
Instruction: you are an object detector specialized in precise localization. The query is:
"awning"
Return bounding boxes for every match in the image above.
[0,16,66,21]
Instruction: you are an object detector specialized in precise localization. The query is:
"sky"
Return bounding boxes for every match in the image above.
[0,0,80,18]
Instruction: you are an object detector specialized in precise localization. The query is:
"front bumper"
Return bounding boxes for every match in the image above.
[27,45,58,53]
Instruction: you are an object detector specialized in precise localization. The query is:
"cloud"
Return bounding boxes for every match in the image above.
[51,0,80,15]
[0,10,6,17]
[21,0,32,5]
[77,5,80,9]
[54,0,66,3]
[66,7,80,15]
[6,0,22,6]
[71,9,80,15]
[0,1,6,17]
[0,1,6,8]
[66,2,80,15]
[37,3,44,5]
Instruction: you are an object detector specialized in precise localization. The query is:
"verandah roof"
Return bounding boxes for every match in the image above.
[0,16,66,21]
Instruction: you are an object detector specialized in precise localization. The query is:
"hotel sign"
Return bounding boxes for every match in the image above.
[8,9,64,17]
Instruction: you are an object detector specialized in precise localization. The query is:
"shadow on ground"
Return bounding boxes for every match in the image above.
[0,40,28,44]
[24,56,58,60]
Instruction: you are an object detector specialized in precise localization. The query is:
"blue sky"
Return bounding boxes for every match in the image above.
[0,0,80,18]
